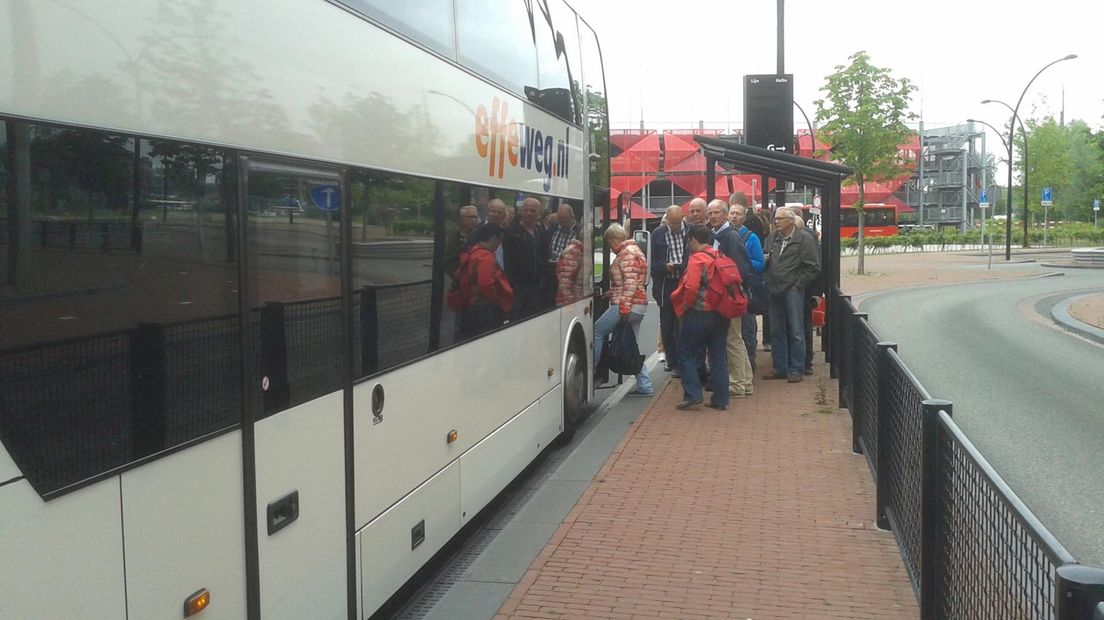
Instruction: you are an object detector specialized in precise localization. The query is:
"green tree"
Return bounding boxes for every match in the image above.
[814,51,916,274]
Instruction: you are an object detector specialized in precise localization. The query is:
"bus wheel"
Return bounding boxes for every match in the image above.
[561,350,587,443]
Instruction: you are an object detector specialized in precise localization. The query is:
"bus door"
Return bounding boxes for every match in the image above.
[593,186,613,383]
[241,156,350,619]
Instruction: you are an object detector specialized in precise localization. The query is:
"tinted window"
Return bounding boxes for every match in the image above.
[0,121,241,494]
[531,0,575,123]
[345,0,456,57]
[349,170,439,376]
[457,0,539,94]
[245,163,344,418]
[579,21,609,189]
[549,0,585,124]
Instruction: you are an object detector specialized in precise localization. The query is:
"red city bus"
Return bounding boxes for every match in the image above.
[797,203,899,239]
[839,203,898,238]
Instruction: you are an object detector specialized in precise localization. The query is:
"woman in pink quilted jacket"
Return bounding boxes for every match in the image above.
[593,223,653,395]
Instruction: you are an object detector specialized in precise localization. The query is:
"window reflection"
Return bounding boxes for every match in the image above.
[457,0,539,95]
[0,121,240,493]
[344,0,456,57]
[245,166,343,417]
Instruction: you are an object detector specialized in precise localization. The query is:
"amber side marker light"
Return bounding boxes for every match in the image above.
[184,588,210,617]
[447,429,458,444]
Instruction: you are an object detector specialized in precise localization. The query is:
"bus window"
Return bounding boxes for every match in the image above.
[531,0,574,123]
[345,0,456,58]
[579,20,609,189]
[0,122,242,494]
[457,0,539,95]
[245,162,343,418]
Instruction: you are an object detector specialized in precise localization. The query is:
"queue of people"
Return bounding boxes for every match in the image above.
[444,192,822,408]
[652,194,821,410]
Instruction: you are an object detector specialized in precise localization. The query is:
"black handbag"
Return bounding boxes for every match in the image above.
[607,320,645,375]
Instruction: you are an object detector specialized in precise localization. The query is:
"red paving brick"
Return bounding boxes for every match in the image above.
[498,356,918,619]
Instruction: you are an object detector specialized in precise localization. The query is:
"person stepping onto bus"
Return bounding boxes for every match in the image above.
[457,223,513,341]
[593,224,653,396]
[763,207,820,383]
[670,226,729,410]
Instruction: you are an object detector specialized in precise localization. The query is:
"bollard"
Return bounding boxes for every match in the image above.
[875,341,897,531]
[850,312,868,455]
[1056,564,1104,619]
[919,398,952,619]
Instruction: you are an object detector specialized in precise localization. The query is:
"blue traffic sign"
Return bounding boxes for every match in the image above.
[980,189,988,203]
[1042,187,1053,202]
[310,185,341,211]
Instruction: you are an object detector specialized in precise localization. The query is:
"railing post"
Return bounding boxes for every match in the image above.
[875,341,898,531]
[850,311,868,455]
[831,292,850,381]
[920,398,953,620]
[1056,564,1104,619]
[836,295,849,408]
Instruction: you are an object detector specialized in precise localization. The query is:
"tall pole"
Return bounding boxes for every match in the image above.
[918,121,925,226]
[777,0,784,75]
[982,99,1027,259]
[968,118,1010,258]
[1011,53,1073,248]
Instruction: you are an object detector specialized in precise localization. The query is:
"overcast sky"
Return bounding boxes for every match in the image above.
[571,0,1103,141]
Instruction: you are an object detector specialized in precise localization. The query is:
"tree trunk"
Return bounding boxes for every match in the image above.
[856,181,866,275]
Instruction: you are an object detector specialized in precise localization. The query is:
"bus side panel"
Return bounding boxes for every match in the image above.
[121,432,247,620]
[254,392,347,620]
[353,312,561,528]
[459,393,559,526]
[358,461,462,618]
[0,479,126,620]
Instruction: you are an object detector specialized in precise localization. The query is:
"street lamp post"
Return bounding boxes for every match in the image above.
[984,54,1076,259]
[982,99,1028,257]
[967,117,1009,249]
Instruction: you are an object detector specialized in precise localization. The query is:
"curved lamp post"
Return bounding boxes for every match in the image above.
[981,99,1027,259]
[967,118,1010,241]
[984,54,1077,259]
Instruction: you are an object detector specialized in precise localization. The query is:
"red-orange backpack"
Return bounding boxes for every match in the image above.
[704,254,747,319]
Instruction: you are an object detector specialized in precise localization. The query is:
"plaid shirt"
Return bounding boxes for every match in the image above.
[547,223,579,262]
[666,224,687,265]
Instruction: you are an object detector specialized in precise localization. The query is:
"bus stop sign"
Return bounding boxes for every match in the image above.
[310,185,341,211]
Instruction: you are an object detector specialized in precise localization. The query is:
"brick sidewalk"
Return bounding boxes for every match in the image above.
[496,359,917,619]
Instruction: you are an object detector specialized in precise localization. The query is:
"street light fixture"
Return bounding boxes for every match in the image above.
[984,54,1077,259]
[967,118,1009,243]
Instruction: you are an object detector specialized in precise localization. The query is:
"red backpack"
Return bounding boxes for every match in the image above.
[704,254,747,319]
[446,249,475,311]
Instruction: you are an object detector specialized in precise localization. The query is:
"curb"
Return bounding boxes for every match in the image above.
[850,270,1064,308]
[1050,293,1104,346]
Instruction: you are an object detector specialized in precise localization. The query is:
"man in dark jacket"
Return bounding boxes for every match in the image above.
[649,205,688,373]
[763,207,820,382]
[503,197,548,320]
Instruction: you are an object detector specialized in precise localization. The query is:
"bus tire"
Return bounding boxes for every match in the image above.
[561,349,587,443]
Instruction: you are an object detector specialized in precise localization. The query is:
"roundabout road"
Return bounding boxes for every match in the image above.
[859,266,1104,565]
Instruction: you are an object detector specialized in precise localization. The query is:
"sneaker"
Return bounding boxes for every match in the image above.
[675,399,703,410]
[787,375,803,383]
[729,389,746,398]
[632,388,654,396]
[705,403,727,411]
[762,371,787,380]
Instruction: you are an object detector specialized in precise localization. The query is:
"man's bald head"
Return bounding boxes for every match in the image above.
[686,198,707,226]
[665,205,684,228]
[556,203,575,229]
[487,198,508,226]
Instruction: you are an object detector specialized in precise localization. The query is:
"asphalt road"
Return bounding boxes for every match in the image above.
[859,264,1104,565]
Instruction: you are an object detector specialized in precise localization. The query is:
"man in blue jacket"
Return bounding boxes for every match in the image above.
[649,205,688,373]
[728,194,766,373]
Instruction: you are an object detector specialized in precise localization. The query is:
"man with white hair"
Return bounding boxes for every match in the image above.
[763,207,820,382]
[649,205,689,373]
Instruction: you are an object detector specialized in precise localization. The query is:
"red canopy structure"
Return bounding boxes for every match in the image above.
[611,131,660,174]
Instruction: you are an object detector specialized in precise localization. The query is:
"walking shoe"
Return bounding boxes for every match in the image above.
[705,403,727,411]
[729,390,746,398]
[675,399,703,410]
[631,388,654,396]
[787,375,803,383]
[762,371,787,380]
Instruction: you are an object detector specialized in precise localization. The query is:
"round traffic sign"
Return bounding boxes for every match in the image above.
[812,194,822,208]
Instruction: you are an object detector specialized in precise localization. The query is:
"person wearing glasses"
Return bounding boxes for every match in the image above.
[762,208,820,382]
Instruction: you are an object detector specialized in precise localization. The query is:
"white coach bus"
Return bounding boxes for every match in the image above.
[0,0,610,618]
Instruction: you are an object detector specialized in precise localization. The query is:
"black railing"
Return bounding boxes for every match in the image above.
[830,286,1104,618]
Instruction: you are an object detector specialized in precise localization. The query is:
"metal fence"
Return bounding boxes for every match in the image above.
[830,286,1104,618]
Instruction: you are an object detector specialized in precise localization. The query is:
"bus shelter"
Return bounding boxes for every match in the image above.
[693,135,853,370]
